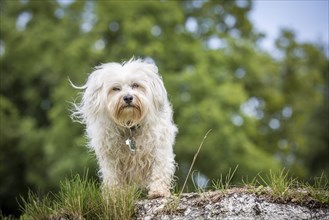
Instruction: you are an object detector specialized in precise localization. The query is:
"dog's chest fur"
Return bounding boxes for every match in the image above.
[106,125,157,185]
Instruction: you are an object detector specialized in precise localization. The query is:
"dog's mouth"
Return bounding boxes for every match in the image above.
[120,103,138,111]
[124,103,134,108]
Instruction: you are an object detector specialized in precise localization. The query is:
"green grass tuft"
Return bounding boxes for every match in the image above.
[19,173,141,220]
[244,169,329,206]
[19,191,54,219]
[55,174,100,219]
[306,172,329,204]
[212,165,239,191]
[257,169,296,200]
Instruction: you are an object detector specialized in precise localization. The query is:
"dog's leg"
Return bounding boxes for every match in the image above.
[147,149,175,198]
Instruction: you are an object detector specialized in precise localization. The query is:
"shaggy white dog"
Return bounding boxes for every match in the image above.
[72,58,177,198]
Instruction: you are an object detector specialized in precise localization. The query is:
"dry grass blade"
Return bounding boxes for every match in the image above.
[180,129,212,195]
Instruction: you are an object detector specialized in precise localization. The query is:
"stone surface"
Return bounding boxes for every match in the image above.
[135,189,329,220]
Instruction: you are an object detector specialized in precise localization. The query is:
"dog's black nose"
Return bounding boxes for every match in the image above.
[123,94,133,104]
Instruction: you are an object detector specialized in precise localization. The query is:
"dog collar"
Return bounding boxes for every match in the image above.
[129,124,140,130]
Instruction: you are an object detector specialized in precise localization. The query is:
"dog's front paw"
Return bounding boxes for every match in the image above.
[148,188,171,199]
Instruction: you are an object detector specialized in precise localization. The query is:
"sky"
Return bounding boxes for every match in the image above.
[250,0,329,54]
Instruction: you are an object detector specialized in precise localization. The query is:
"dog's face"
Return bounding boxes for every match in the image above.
[107,70,149,128]
[80,59,167,128]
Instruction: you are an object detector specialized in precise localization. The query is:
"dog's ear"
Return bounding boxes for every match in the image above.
[75,68,107,123]
[85,70,105,110]
[144,63,168,112]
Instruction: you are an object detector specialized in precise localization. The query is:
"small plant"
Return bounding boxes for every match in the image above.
[306,172,329,204]
[257,169,296,200]
[242,171,264,194]
[19,191,54,220]
[212,165,239,191]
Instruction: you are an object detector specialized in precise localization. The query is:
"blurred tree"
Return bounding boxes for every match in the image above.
[271,30,329,177]
[0,96,27,215]
[0,0,327,216]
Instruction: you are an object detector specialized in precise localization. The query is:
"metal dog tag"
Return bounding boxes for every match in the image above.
[125,138,136,154]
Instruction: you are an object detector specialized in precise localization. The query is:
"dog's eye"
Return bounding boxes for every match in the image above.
[131,83,139,89]
[112,87,121,91]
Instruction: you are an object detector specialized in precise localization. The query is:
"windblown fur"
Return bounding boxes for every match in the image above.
[72,58,177,198]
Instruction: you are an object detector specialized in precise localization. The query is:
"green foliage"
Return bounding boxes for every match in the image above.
[1,0,328,216]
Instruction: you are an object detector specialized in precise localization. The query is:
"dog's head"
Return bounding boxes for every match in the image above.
[74,59,167,128]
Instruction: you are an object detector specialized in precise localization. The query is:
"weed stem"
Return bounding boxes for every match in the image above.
[180,129,212,195]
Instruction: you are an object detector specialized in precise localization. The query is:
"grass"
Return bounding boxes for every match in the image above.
[180,129,212,195]
[19,173,141,220]
[212,165,239,191]
[307,172,329,204]
[241,169,329,207]
[20,191,54,220]
[256,169,297,201]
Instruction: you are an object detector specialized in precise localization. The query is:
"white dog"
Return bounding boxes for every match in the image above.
[72,58,177,198]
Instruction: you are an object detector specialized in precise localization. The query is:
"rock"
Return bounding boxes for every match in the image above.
[135,189,329,220]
